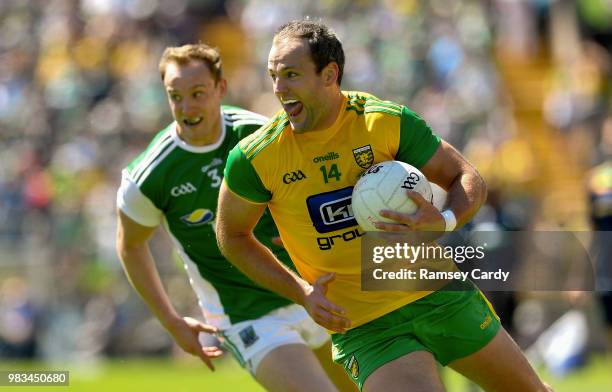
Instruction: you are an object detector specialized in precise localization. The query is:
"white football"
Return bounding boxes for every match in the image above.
[430,182,448,210]
[351,161,433,231]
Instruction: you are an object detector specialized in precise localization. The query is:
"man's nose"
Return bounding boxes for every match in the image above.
[274,78,288,95]
[181,99,196,114]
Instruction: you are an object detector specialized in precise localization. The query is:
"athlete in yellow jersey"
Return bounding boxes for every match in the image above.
[217,20,552,392]
[224,90,458,329]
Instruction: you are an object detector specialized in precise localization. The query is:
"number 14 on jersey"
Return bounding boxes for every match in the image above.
[319,164,342,183]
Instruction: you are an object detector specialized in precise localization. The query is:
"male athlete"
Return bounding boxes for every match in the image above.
[116,43,355,392]
[217,21,552,391]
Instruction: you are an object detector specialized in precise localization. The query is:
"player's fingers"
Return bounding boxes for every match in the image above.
[318,295,347,316]
[405,190,429,206]
[196,323,218,334]
[315,272,336,289]
[374,221,413,232]
[379,209,415,224]
[315,273,338,297]
[315,308,351,332]
[199,350,216,371]
[202,346,224,357]
[185,317,218,334]
[322,322,347,334]
[314,314,345,333]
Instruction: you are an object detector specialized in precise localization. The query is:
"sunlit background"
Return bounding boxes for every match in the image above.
[1,0,611,390]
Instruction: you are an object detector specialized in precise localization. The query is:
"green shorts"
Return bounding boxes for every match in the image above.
[331,280,501,390]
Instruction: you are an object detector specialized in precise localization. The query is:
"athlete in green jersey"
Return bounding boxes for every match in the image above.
[116,43,355,392]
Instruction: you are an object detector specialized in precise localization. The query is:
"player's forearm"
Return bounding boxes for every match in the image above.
[117,243,182,329]
[446,167,487,228]
[218,232,310,305]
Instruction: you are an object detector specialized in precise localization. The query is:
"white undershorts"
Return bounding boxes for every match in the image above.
[203,304,329,375]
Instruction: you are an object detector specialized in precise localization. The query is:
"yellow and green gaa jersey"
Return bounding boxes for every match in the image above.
[225,92,444,328]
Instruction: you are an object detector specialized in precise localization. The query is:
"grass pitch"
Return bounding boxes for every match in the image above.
[2,355,611,391]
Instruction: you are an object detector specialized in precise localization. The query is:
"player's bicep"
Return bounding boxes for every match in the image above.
[419,140,475,190]
[116,209,157,250]
[216,180,266,237]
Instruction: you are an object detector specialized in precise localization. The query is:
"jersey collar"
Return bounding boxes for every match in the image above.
[292,93,348,141]
[170,108,226,153]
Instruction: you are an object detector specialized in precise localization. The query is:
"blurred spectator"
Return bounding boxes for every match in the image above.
[0,277,38,358]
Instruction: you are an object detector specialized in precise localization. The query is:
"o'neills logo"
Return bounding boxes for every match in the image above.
[312,152,340,163]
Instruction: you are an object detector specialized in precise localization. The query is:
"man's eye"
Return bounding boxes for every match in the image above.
[287,72,297,78]
[171,94,181,101]
[194,91,204,98]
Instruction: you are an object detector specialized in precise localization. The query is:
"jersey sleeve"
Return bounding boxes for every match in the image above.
[236,123,264,140]
[396,106,441,168]
[116,170,163,227]
[234,116,268,140]
[223,105,268,140]
[224,144,272,203]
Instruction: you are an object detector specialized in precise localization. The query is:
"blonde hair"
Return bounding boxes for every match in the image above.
[159,43,223,82]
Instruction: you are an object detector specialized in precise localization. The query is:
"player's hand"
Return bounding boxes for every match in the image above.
[302,273,351,333]
[167,316,223,371]
[376,190,446,236]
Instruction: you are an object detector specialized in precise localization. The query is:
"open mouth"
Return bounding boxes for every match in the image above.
[281,99,303,118]
[183,117,203,126]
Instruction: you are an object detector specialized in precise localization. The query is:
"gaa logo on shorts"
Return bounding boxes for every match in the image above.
[306,187,357,233]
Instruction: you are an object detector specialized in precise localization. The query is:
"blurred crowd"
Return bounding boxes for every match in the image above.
[1,0,610,375]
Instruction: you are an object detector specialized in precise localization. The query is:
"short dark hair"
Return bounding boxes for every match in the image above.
[274,20,345,85]
[159,43,223,83]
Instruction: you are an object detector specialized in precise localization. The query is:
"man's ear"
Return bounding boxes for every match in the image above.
[217,78,228,97]
[323,62,339,86]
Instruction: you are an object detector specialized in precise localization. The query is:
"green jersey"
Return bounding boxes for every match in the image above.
[117,105,293,328]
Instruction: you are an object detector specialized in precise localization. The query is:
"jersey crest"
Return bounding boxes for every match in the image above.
[352,145,374,169]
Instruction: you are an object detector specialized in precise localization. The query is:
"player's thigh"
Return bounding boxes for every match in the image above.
[448,327,549,392]
[220,305,337,391]
[271,305,357,392]
[313,341,359,392]
[329,299,444,390]
[256,343,337,392]
[363,350,445,392]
